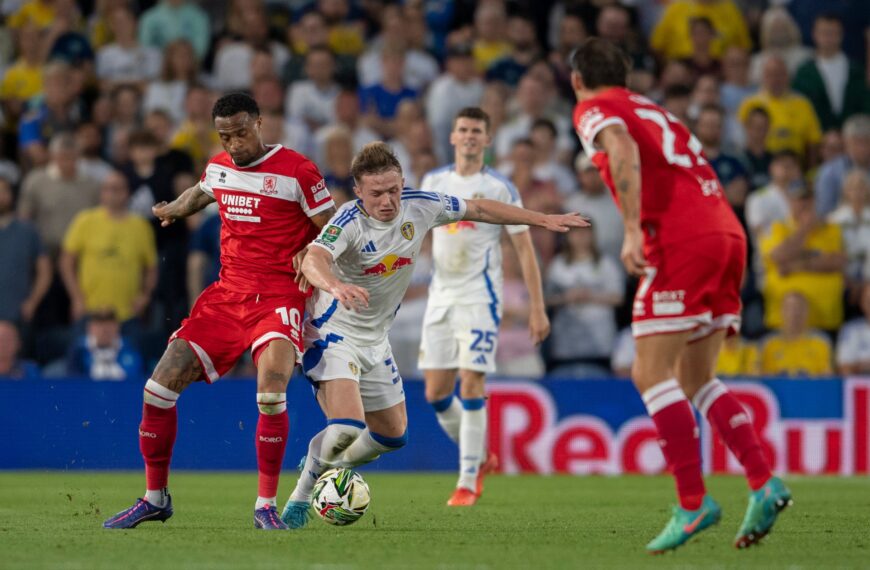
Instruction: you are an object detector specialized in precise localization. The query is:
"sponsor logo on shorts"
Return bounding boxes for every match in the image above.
[139,430,157,439]
[362,254,414,277]
[401,222,415,241]
[348,362,359,376]
[258,436,284,443]
[322,225,342,243]
[652,290,686,316]
[262,175,278,195]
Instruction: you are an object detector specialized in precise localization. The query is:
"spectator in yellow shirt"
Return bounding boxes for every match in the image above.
[472,2,511,72]
[59,171,157,323]
[760,292,834,376]
[7,0,56,30]
[761,183,846,331]
[716,335,760,376]
[651,0,751,61]
[0,24,44,111]
[738,56,823,166]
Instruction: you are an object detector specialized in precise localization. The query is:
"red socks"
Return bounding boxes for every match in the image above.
[694,379,772,490]
[139,402,178,490]
[643,380,706,510]
[256,394,289,500]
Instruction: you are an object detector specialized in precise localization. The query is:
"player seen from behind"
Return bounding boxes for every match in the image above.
[419,107,550,506]
[570,38,792,553]
[103,93,336,531]
[280,142,588,528]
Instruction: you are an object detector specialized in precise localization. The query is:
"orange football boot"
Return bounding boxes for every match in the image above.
[447,487,478,506]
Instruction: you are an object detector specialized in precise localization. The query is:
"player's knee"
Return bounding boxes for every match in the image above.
[150,340,201,393]
[256,392,287,415]
[323,419,366,456]
[458,375,486,400]
[425,382,454,403]
[370,429,408,450]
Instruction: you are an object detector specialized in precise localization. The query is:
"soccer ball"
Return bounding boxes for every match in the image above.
[311,468,371,526]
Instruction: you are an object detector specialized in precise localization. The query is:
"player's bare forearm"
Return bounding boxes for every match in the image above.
[301,246,343,292]
[302,246,369,310]
[309,206,337,229]
[154,184,215,226]
[464,199,589,232]
[600,125,641,230]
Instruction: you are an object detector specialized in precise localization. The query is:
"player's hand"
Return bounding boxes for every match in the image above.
[152,201,178,227]
[528,309,550,345]
[330,282,369,312]
[620,228,647,276]
[541,212,591,232]
[293,249,311,293]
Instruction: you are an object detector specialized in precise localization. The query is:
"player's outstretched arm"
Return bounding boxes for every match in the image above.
[301,246,370,311]
[597,124,646,276]
[463,199,590,232]
[152,184,216,227]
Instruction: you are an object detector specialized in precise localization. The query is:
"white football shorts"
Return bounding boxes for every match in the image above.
[418,303,500,373]
[302,332,405,412]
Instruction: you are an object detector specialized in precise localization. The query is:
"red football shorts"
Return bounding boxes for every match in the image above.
[631,232,746,341]
[170,282,305,382]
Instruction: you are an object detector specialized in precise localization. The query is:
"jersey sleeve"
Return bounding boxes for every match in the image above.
[295,158,335,217]
[574,101,627,154]
[197,160,215,198]
[309,209,360,259]
[429,192,467,228]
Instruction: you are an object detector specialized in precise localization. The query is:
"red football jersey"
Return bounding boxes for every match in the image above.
[199,144,334,297]
[573,88,743,245]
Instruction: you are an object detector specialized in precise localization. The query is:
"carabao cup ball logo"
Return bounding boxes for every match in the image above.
[312,468,370,526]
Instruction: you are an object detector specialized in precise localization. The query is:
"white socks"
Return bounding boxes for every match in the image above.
[144,487,169,508]
[431,395,462,443]
[289,420,364,502]
[457,398,486,491]
[338,428,408,467]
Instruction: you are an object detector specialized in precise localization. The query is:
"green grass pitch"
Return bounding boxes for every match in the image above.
[0,472,868,569]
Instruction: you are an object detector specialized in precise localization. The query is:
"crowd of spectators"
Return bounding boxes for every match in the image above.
[1,0,869,381]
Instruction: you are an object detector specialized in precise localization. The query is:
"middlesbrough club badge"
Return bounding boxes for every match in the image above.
[262,175,278,195]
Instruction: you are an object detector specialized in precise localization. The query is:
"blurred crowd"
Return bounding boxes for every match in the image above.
[1,0,870,382]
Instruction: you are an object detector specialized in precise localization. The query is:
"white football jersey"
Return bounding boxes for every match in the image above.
[307,190,467,345]
[421,165,527,307]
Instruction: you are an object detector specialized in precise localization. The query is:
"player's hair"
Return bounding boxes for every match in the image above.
[351,142,403,182]
[453,107,491,132]
[569,38,629,90]
[212,93,260,120]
